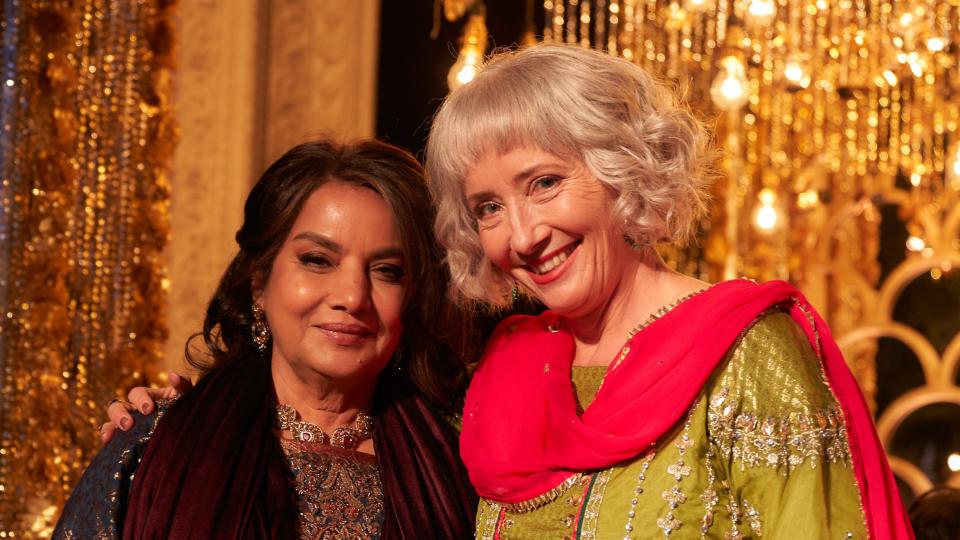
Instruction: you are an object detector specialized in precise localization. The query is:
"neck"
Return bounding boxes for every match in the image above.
[562,249,706,367]
[270,359,375,434]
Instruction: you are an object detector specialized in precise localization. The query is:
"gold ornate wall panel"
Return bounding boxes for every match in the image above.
[262,0,380,165]
[0,0,175,535]
[164,0,380,371]
[164,0,261,371]
[535,0,960,499]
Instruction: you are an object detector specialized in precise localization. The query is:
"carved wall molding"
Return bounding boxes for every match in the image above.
[262,0,380,166]
[166,0,379,370]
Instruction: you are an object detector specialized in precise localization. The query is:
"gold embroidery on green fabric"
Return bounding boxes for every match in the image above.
[699,447,720,538]
[655,401,700,536]
[579,469,613,540]
[707,386,851,471]
[623,445,657,539]
[742,499,763,536]
[724,491,744,540]
[497,472,585,514]
[794,302,870,535]
[477,501,501,540]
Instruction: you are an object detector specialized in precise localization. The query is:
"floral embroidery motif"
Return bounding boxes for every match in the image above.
[699,447,719,538]
[280,439,384,539]
[707,386,851,472]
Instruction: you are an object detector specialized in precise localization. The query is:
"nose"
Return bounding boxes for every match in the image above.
[506,203,549,258]
[329,264,372,313]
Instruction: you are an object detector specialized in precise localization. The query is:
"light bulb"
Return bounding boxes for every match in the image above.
[783,54,811,89]
[447,14,488,91]
[906,235,926,252]
[683,0,713,13]
[746,0,776,25]
[710,56,750,110]
[752,188,782,233]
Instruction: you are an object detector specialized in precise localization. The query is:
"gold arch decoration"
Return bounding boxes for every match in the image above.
[439,0,960,502]
[0,0,175,536]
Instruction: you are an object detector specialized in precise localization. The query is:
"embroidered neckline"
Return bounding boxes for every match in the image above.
[607,283,716,376]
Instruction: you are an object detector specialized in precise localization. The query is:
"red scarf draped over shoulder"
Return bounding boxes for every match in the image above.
[460,279,912,539]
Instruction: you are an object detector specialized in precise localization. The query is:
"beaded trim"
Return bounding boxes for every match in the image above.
[655,400,700,536]
[494,473,585,514]
[622,445,656,539]
[578,469,613,539]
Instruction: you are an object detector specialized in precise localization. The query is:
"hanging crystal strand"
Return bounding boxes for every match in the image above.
[543,0,555,42]
[579,0,592,48]
[595,0,607,50]
[607,0,620,54]
[552,0,565,43]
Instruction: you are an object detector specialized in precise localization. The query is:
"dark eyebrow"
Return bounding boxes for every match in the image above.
[293,232,341,253]
[293,231,404,261]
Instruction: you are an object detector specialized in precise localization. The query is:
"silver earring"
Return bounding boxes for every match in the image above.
[252,303,270,351]
[511,284,520,304]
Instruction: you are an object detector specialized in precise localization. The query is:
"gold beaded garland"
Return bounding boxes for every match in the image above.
[0,0,175,536]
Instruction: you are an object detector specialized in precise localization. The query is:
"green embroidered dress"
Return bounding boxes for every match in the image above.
[475,311,868,539]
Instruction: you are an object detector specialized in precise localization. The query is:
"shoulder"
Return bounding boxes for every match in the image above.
[704,309,850,470]
[716,309,837,411]
[54,402,173,539]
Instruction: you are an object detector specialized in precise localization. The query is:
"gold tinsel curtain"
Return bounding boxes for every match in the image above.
[0,0,174,535]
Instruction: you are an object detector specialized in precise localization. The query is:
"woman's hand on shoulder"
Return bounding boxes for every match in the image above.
[99,372,194,444]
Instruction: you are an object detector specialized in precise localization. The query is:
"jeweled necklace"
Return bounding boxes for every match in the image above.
[275,404,374,449]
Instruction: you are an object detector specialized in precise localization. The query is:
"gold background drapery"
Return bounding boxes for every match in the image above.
[0,0,175,534]
[0,0,381,536]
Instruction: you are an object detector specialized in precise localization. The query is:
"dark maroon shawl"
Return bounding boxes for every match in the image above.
[123,357,476,539]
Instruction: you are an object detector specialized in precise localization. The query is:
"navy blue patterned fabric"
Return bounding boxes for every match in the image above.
[54,409,161,540]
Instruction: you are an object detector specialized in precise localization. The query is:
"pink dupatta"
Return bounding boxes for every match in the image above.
[460,279,912,539]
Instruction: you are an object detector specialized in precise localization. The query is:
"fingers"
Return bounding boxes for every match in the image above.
[128,386,159,415]
[127,372,190,415]
[168,372,194,394]
[107,399,137,433]
[99,421,118,444]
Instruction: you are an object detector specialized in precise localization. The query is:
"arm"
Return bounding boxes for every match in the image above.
[706,311,868,539]
[54,408,166,539]
[100,372,192,443]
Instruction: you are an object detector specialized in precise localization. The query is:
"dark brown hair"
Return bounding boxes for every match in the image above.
[188,139,469,408]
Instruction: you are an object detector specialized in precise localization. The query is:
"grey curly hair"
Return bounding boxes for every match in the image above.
[426,43,714,306]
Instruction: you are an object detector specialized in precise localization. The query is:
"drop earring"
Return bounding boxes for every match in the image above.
[251,303,270,351]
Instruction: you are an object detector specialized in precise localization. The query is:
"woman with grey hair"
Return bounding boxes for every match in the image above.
[103,44,912,538]
[427,43,910,538]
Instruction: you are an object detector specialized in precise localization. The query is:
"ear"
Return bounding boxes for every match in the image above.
[251,272,266,307]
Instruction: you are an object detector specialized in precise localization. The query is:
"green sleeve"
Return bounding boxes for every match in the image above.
[705,311,868,539]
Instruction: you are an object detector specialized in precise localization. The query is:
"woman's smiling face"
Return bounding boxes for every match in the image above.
[464,146,637,319]
[256,180,406,385]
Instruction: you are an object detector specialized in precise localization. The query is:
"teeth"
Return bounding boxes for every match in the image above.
[533,245,575,274]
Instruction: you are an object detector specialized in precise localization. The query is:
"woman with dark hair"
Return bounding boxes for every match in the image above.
[54,139,477,539]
